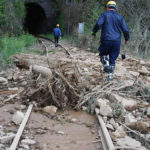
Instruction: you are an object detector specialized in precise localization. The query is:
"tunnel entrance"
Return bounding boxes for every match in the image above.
[24,3,48,34]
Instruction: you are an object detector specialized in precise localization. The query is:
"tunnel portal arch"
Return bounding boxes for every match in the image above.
[24,0,57,34]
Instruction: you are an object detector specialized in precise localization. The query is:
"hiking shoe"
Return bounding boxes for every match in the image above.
[109,73,114,81]
[101,56,110,73]
[103,65,111,73]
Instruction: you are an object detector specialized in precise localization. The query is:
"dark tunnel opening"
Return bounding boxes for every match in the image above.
[24,3,48,34]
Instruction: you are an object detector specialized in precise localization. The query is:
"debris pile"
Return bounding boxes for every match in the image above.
[0,124,36,150]
[0,40,150,149]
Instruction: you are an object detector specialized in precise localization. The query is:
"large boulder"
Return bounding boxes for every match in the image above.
[0,77,8,84]
[111,126,126,140]
[12,111,24,125]
[116,136,145,149]
[125,113,137,123]
[96,99,112,117]
[0,133,15,144]
[106,93,138,111]
[42,106,57,115]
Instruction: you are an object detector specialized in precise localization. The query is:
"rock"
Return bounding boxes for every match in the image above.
[147,107,150,117]
[15,105,26,110]
[129,71,140,77]
[106,124,114,131]
[8,87,19,91]
[109,118,117,129]
[57,131,65,135]
[0,77,8,84]
[21,139,36,145]
[146,134,150,141]
[107,93,137,111]
[13,74,19,81]
[126,121,149,134]
[115,61,127,77]
[83,68,89,72]
[0,130,5,136]
[4,109,9,112]
[42,106,57,115]
[135,112,142,118]
[0,125,3,130]
[125,113,137,123]
[140,60,146,65]
[70,118,77,123]
[21,81,27,86]
[18,76,24,80]
[96,99,110,108]
[136,116,141,120]
[82,106,87,111]
[20,105,26,110]
[20,144,30,149]
[103,116,107,123]
[143,101,149,106]
[116,136,142,148]
[141,66,149,73]
[12,111,24,125]
[0,133,15,144]
[111,126,126,140]
[99,104,112,117]
[95,108,100,115]
[0,96,4,101]
[36,129,46,134]
[96,99,112,117]
[147,77,150,82]
[0,144,5,149]
[7,75,13,81]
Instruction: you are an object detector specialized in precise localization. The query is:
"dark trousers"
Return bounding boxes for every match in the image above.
[54,36,59,47]
[98,41,121,65]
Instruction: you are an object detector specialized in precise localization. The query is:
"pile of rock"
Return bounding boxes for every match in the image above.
[0,124,36,150]
[0,125,15,149]
[95,95,150,149]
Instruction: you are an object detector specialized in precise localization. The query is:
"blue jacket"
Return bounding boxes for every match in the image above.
[92,10,129,42]
[53,27,62,37]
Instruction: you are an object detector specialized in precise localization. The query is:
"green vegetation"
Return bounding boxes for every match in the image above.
[40,33,54,39]
[111,102,125,118]
[0,34,37,64]
[0,0,149,64]
[0,0,26,35]
[56,0,150,59]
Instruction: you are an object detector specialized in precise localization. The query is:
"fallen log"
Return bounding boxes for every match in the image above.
[138,70,150,76]
[14,56,52,78]
[32,65,52,77]
[0,89,18,95]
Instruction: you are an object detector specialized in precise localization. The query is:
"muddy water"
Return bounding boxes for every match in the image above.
[28,110,101,150]
[0,103,101,150]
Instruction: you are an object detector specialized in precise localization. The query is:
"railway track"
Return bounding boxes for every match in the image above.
[34,35,116,150]
[35,35,72,56]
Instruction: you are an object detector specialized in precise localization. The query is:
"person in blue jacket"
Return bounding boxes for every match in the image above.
[53,24,62,47]
[91,1,129,80]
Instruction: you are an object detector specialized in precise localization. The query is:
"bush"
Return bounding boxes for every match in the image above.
[111,102,125,118]
[0,34,37,64]
[0,0,25,35]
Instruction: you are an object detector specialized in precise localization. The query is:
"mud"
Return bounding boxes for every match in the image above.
[27,110,101,150]
[0,103,101,150]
